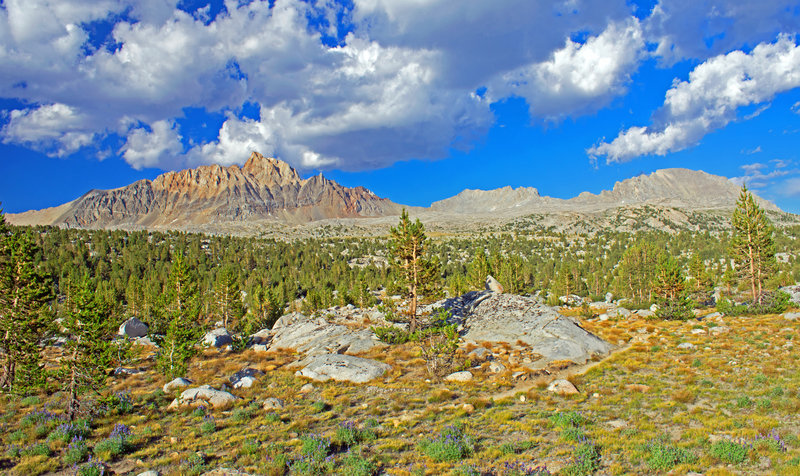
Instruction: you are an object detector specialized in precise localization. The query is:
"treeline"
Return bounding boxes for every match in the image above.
[14,213,798,326]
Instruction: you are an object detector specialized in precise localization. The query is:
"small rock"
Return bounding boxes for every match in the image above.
[547,379,579,395]
[650,304,659,312]
[163,377,192,393]
[598,314,609,321]
[710,325,731,335]
[204,328,233,348]
[783,312,800,321]
[230,368,265,389]
[136,472,160,476]
[168,385,238,409]
[251,344,269,352]
[691,328,706,334]
[445,371,473,382]
[462,403,475,413]
[262,397,285,410]
[134,336,158,347]
[468,347,493,360]
[519,395,526,402]
[637,310,654,318]
[119,317,148,338]
[677,342,696,349]
[485,275,504,293]
[604,292,613,303]
[488,361,506,373]
[299,383,315,394]
[512,371,525,379]
[113,367,143,376]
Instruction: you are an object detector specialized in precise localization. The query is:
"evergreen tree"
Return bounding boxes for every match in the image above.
[157,253,203,378]
[214,267,244,329]
[653,257,694,320]
[614,241,664,304]
[730,185,776,304]
[59,277,115,420]
[389,209,440,332]
[0,225,55,392]
[466,250,490,290]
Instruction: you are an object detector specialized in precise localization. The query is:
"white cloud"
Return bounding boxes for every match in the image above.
[589,35,800,163]
[489,19,645,120]
[1,103,96,156]
[783,177,800,196]
[122,120,183,169]
[2,0,799,175]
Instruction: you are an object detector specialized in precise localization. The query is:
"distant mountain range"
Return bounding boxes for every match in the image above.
[7,152,782,232]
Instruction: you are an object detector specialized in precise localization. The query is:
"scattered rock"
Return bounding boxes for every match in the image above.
[779,284,800,306]
[468,347,493,361]
[677,342,696,350]
[485,275,504,293]
[650,304,659,312]
[230,368,265,389]
[488,361,506,373]
[710,325,731,335]
[118,317,148,338]
[299,383,315,394]
[636,310,654,318]
[135,336,158,347]
[547,379,579,395]
[296,354,390,384]
[262,397,285,410]
[136,471,160,476]
[163,377,192,393]
[267,313,385,356]
[604,292,613,303]
[113,367,143,376]
[251,344,269,352]
[691,328,706,334]
[783,312,799,321]
[445,371,473,382]
[462,403,475,414]
[168,385,238,409]
[443,292,613,368]
[204,328,233,348]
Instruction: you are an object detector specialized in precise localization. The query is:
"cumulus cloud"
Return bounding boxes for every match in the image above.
[2,0,800,174]
[489,19,646,120]
[589,35,800,163]
[122,120,183,169]
[1,103,96,156]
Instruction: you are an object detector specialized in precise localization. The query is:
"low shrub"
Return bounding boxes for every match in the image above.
[418,424,475,462]
[709,439,749,464]
[642,439,696,470]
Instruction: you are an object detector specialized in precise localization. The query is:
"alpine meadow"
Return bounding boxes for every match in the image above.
[2,1,800,475]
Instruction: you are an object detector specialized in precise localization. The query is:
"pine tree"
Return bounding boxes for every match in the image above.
[614,241,664,304]
[157,253,203,378]
[0,223,55,392]
[653,257,694,320]
[214,267,244,329]
[466,250,490,290]
[60,277,115,419]
[389,209,440,332]
[730,185,776,304]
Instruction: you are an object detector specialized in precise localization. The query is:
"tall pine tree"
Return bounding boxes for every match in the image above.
[389,209,440,332]
[157,253,203,378]
[59,277,115,419]
[0,220,55,392]
[730,185,776,304]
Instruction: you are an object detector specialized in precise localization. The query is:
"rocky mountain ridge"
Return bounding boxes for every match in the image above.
[9,152,404,228]
[7,154,787,234]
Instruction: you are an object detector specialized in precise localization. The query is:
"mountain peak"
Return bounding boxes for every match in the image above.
[242,152,302,187]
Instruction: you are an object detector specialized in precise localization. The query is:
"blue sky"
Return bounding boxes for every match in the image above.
[2,0,800,214]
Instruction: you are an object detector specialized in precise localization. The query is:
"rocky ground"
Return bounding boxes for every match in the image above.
[2,288,800,475]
